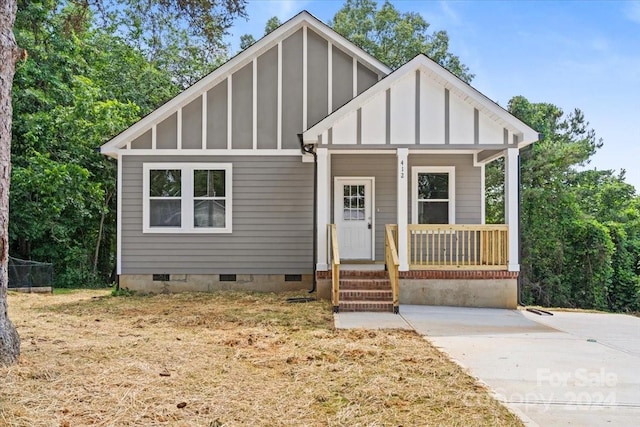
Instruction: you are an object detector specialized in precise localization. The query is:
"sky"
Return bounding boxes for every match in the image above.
[228,0,640,189]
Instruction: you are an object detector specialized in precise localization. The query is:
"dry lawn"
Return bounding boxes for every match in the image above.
[1,290,522,426]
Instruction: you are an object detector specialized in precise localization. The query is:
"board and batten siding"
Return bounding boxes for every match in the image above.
[127,27,380,153]
[315,68,520,147]
[121,155,314,275]
[331,154,397,260]
[408,154,482,224]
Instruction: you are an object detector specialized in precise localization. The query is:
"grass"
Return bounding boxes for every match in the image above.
[1,290,523,426]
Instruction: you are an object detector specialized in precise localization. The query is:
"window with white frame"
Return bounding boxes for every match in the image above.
[143,163,232,233]
[412,167,455,224]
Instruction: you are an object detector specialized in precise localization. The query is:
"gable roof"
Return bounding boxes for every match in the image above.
[303,54,540,148]
[100,11,392,157]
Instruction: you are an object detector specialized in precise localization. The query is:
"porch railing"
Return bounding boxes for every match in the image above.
[408,224,508,270]
[327,224,340,312]
[384,225,400,314]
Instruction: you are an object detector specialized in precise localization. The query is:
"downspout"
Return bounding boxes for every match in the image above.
[298,133,317,293]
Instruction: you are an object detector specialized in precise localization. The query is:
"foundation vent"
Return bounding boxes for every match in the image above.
[152,274,170,281]
[219,274,237,282]
[284,274,302,282]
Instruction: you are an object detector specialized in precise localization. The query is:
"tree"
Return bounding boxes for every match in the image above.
[571,169,640,311]
[11,3,159,288]
[503,96,614,308]
[239,16,280,51]
[0,0,21,366]
[239,33,255,50]
[62,0,247,88]
[331,0,473,81]
[264,16,281,35]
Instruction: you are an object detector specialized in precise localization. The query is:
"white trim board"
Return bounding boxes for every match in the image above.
[142,162,233,234]
[119,149,303,157]
[116,157,123,274]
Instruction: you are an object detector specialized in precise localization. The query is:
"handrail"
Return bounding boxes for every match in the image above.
[408,224,508,270]
[385,224,400,314]
[328,224,340,312]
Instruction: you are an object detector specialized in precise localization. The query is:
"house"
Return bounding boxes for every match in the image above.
[100,11,539,311]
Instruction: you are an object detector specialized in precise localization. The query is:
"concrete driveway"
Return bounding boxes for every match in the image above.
[335,306,640,426]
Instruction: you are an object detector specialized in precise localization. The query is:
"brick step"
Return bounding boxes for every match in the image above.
[339,289,393,301]
[339,270,388,279]
[339,278,392,290]
[339,300,395,313]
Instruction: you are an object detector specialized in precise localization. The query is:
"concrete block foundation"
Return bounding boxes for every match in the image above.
[119,274,312,294]
[398,278,517,309]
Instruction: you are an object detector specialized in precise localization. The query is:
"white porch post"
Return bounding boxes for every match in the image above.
[397,148,409,271]
[505,148,520,272]
[316,148,330,271]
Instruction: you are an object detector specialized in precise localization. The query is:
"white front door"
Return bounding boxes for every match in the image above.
[334,178,374,260]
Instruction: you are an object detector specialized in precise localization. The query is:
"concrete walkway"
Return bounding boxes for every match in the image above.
[335,306,640,426]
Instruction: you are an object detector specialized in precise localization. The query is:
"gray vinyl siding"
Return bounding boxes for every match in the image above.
[332,47,353,110]
[206,80,227,149]
[331,154,397,260]
[408,154,482,224]
[307,29,328,127]
[121,155,313,274]
[257,46,278,149]
[181,97,202,149]
[131,130,152,149]
[145,26,386,153]
[157,113,177,149]
[232,63,253,149]
[357,62,378,95]
[282,29,303,149]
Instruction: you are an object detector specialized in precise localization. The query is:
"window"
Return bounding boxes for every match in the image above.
[143,163,232,233]
[412,167,455,224]
[343,184,366,221]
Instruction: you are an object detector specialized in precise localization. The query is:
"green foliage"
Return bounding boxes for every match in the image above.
[90,0,247,88]
[606,223,640,311]
[562,219,613,310]
[503,95,640,311]
[485,157,504,224]
[111,286,136,297]
[239,16,281,51]
[239,34,256,50]
[331,0,473,81]
[264,16,281,35]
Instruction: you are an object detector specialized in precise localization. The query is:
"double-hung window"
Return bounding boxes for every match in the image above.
[143,163,232,233]
[412,167,455,224]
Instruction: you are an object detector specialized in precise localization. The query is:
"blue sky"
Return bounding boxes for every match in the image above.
[228,1,640,189]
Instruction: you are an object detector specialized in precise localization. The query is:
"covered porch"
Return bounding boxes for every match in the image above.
[315,147,520,273]
[315,147,521,312]
[300,55,538,310]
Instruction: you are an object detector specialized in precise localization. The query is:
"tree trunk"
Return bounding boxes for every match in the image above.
[0,0,21,366]
[93,190,112,274]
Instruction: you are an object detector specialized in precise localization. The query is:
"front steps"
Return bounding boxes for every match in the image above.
[337,270,394,313]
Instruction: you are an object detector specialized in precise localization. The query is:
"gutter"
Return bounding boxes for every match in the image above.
[298,134,317,293]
